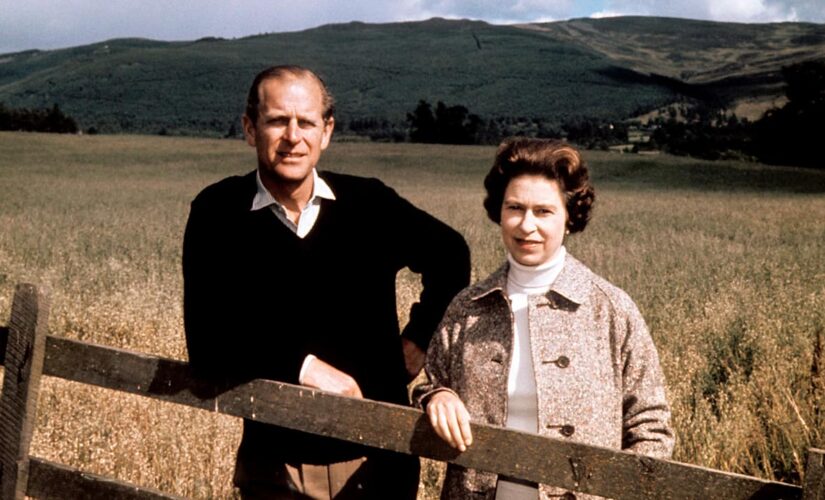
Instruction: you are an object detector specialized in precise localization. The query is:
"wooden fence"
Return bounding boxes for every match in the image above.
[0,283,823,499]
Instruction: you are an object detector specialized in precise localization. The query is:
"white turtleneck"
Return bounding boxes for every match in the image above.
[496,246,566,500]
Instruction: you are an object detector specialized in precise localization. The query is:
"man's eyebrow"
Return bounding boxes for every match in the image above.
[260,110,318,122]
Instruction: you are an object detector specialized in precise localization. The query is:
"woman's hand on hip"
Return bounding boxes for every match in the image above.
[426,390,473,452]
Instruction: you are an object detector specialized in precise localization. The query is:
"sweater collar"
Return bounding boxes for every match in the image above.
[251,168,335,212]
[506,246,566,291]
[471,252,592,306]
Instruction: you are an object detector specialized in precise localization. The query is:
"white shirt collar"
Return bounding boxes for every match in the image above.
[251,169,335,212]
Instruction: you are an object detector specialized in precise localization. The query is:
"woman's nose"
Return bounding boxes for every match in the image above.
[518,211,537,232]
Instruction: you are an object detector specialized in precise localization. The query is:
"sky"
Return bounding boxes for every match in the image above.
[1,0,823,55]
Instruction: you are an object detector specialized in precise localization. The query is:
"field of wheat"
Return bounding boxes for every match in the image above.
[1,131,824,498]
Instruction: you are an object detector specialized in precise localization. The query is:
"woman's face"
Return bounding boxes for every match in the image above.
[500,174,568,267]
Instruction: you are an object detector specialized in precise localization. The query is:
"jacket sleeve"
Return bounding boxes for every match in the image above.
[620,301,675,458]
[412,294,465,408]
[377,180,471,351]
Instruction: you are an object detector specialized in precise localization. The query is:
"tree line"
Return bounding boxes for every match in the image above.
[0,103,78,134]
[4,60,822,169]
[395,60,825,168]
[646,61,825,168]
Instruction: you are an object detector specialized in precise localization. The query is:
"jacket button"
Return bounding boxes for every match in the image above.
[556,356,570,368]
[561,493,577,500]
[560,425,575,437]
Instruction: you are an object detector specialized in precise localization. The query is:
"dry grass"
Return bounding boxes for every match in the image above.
[1,131,824,497]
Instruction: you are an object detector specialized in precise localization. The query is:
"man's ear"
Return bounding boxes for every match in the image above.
[321,117,335,150]
[242,115,257,147]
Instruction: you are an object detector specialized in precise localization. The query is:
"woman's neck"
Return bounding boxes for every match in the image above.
[507,246,566,293]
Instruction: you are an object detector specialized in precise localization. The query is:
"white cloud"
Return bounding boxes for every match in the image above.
[590,10,629,19]
[601,0,813,22]
[413,0,574,22]
[708,0,799,22]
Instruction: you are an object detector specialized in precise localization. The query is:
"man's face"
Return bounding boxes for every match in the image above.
[242,75,334,190]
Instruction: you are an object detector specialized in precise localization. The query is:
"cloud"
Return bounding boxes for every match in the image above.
[601,0,816,22]
[0,0,426,54]
[412,0,575,23]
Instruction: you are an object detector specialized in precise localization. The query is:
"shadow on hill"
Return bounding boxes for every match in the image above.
[588,156,825,194]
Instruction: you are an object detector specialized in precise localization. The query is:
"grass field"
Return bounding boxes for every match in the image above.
[1,131,825,497]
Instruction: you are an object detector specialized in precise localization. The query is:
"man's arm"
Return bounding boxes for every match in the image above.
[379,181,471,379]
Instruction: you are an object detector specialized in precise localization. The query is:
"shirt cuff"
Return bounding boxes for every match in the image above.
[298,354,317,384]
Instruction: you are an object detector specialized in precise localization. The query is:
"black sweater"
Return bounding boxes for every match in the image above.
[183,170,470,466]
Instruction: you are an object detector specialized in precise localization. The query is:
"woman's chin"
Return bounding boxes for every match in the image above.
[512,253,547,267]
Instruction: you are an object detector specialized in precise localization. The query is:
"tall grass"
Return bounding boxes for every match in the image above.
[1,131,824,497]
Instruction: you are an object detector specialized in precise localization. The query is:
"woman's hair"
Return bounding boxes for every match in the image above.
[483,137,595,233]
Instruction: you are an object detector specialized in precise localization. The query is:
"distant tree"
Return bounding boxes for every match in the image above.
[407,100,437,143]
[225,122,238,139]
[407,100,493,145]
[750,61,825,168]
[349,117,406,142]
[43,104,78,133]
[563,118,628,150]
[0,102,77,133]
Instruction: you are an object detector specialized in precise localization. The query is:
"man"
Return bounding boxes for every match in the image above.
[182,65,470,499]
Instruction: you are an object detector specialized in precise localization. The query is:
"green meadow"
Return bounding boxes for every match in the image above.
[1,131,824,498]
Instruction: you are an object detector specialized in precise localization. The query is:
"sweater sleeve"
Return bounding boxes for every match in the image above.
[376,180,471,351]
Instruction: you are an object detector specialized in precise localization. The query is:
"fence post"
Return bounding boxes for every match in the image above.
[804,448,825,500]
[0,284,50,500]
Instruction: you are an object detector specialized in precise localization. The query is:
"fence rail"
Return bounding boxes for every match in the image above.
[0,283,822,499]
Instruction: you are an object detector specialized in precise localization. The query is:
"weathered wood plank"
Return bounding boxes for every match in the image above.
[804,449,825,500]
[0,284,50,500]
[27,456,184,500]
[41,334,802,499]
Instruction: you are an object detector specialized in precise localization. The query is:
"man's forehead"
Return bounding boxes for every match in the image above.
[257,76,324,112]
[259,74,322,98]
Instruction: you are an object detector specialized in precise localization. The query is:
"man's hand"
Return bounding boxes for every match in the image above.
[426,391,473,452]
[301,357,363,398]
[402,338,426,382]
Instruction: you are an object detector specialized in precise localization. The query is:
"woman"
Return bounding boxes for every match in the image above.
[416,138,674,500]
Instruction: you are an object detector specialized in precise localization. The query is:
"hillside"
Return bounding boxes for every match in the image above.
[0,17,822,136]
[520,17,825,118]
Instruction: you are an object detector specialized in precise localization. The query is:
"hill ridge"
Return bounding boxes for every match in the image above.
[0,16,822,136]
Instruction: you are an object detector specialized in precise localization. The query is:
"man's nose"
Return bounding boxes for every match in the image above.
[284,118,301,143]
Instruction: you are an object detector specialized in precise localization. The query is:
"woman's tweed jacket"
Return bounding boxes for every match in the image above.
[416,254,674,500]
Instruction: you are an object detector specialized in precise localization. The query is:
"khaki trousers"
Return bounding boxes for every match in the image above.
[238,454,419,500]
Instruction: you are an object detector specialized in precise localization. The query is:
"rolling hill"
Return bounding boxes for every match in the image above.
[0,16,822,136]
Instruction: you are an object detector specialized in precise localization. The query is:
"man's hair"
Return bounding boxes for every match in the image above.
[483,137,595,234]
[244,65,335,123]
